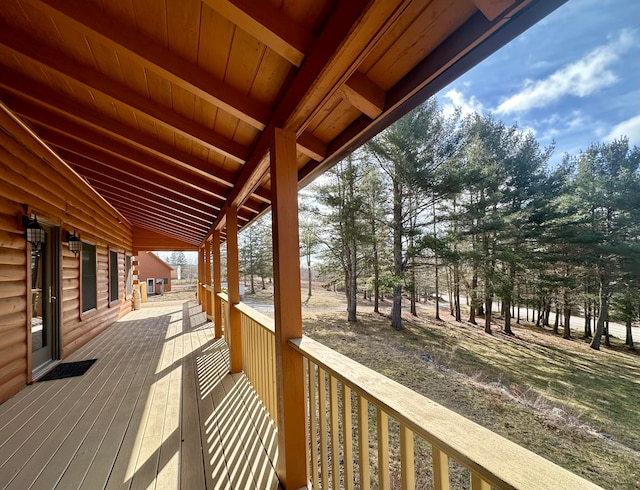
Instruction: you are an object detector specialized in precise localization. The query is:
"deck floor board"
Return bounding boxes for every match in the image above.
[0,300,280,490]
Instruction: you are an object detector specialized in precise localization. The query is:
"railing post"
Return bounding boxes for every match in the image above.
[197,244,204,309]
[213,229,223,338]
[270,127,307,489]
[226,206,242,373]
[205,239,212,320]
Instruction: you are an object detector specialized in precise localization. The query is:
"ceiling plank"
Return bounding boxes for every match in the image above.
[0,24,250,163]
[57,148,224,214]
[24,0,272,130]
[0,74,271,203]
[340,71,385,119]
[0,74,235,189]
[16,106,266,215]
[14,102,231,200]
[201,0,315,67]
[133,227,199,252]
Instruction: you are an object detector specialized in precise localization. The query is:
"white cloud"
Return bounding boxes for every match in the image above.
[604,115,640,147]
[495,30,635,115]
[441,88,484,118]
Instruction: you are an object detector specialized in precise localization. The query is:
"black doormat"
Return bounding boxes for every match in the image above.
[39,359,97,381]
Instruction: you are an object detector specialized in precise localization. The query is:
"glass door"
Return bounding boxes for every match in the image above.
[31,223,60,372]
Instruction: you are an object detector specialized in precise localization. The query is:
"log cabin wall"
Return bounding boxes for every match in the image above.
[0,103,133,404]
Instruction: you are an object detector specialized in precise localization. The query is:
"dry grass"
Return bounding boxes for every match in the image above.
[275,285,640,489]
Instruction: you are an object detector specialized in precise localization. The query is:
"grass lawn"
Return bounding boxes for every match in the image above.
[247,285,640,488]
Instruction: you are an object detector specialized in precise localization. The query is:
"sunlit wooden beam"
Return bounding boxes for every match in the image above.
[24,0,272,130]
[341,71,386,119]
[297,132,327,162]
[0,25,250,164]
[201,0,315,67]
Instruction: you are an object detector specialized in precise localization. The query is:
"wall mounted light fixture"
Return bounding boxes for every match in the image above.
[23,215,45,251]
[66,230,82,255]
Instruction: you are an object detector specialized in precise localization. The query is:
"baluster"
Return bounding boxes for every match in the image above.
[318,368,329,489]
[432,446,450,490]
[377,408,390,490]
[308,362,320,489]
[358,395,370,490]
[329,376,340,489]
[342,385,354,490]
[399,424,415,490]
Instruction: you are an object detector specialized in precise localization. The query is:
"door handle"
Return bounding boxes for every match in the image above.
[49,286,57,303]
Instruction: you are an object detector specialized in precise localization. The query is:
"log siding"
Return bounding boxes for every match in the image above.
[0,102,134,403]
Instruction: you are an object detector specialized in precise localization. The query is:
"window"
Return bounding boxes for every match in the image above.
[125,255,132,297]
[81,243,97,312]
[109,250,119,303]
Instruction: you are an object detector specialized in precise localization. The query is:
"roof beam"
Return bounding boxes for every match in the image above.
[210,0,394,234]
[24,0,272,130]
[201,0,315,67]
[297,132,327,162]
[340,71,386,119]
[0,24,250,164]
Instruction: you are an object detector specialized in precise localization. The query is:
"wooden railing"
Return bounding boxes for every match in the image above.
[291,336,601,490]
[235,302,278,425]
[206,294,600,489]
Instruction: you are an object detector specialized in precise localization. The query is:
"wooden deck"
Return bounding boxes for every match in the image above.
[0,301,280,490]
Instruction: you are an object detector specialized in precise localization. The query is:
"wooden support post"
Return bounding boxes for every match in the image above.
[197,245,204,309]
[270,127,307,489]
[205,239,212,320]
[226,206,242,373]
[213,229,223,338]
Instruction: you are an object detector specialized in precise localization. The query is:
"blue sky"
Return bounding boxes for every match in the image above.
[438,0,640,166]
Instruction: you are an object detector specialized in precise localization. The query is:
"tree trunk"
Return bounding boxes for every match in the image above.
[590,269,609,350]
[552,306,559,333]
[454,262,461,322]
[484,292,492,334]
[410,258,417,316]
[307,249,312,298]
[604,317,611,347]
[584,299,592,338]
[391,178,403,330]
[626,320,635,350]
[563,307,571,339]
[469,268,477,324]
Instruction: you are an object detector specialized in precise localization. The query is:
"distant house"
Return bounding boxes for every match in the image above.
[137,252,174,295]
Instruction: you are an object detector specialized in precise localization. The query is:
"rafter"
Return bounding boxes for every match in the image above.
[0,74,272,203]
[210,0,413,235]
[297,132,327,162]
[472,0,515,21]
[23,0,272,130]
[58,150,223,215]
[340,71,386,119]
[201,0,315,67]
[0,24,250,164]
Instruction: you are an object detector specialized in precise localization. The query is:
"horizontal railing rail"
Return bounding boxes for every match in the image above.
[291,335,602,490]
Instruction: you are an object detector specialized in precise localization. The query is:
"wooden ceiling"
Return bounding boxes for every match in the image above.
[0,0,567,249]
